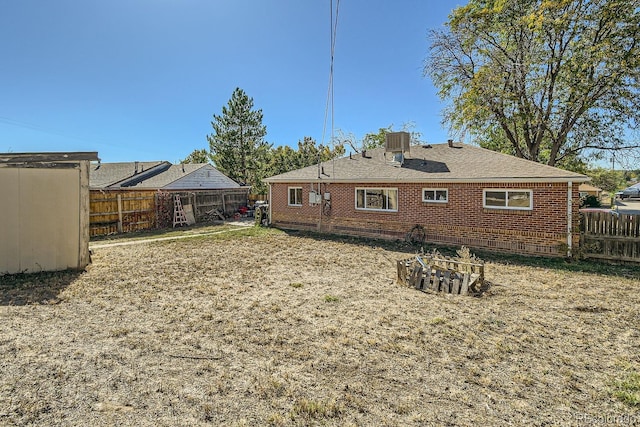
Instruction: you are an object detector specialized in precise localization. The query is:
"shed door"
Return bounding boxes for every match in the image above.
[0,167,80,274]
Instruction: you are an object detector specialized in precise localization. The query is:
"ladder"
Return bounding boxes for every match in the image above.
[172,195,189,227]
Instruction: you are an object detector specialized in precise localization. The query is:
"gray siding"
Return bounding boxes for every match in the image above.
[162,165,240,190]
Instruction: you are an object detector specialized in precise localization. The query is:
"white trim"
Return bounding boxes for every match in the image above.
[422,188,448,203]
[483,189,533,210]
[288,186,303,206]
[355,187,398,212]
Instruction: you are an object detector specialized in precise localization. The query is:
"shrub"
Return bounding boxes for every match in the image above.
[580,194,601,208]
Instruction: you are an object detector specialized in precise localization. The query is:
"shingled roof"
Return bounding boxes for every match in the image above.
[264,142,589,183]
[90,161,168,188]
[126,164,241,190]
[91,162,242,190]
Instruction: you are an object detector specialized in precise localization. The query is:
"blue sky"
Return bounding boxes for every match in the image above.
[1,1,463,162]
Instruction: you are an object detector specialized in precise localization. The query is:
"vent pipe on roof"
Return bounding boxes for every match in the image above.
[134,161,139,174]
[448,139,454,147]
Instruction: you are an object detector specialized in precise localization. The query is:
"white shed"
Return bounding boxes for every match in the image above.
[0,152,99,275]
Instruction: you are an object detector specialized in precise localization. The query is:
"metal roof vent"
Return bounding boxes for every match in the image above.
[385,131,410,166]
[385,131,410,152]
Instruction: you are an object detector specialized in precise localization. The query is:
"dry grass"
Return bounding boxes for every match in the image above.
[1,226,640,426]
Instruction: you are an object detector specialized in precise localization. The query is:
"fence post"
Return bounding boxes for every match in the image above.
[222,193,226,215]
[193,192,199,221]
[117,193,123,233]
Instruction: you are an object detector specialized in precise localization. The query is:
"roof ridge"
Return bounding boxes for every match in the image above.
[159,163,208,187]
[117,161,171,187]
[264,141,589,183]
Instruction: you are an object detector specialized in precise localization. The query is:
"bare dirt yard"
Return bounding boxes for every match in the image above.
[1,226,639,426]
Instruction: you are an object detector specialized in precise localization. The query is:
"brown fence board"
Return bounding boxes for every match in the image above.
[90,190,157,236]
[91,188,250,237]
[580,211,640,262]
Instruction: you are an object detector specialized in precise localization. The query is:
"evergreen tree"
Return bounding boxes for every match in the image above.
[207,88,271,191]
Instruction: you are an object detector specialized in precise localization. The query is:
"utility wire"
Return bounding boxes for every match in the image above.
[321,0,340,148]
[0,114,125,149]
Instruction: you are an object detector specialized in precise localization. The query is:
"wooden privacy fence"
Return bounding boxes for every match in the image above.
[90,188,250,236]
[155,189,250,229]
[90,190,156,236]
[397,253,485,296]
[580,211,640,262]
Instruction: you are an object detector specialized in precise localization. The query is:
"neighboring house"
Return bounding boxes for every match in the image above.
[578,183,603,198]
[112,163,242,190]
[90,161,169,189]
[264,137,590,257]
[90,162,241,190]
[0,152,99,274]
[89,162,249,236]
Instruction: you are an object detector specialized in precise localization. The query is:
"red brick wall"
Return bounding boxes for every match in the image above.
[269,181,580,257]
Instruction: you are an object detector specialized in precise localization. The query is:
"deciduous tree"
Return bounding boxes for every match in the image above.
[268,137,344,177]
[425,0,640,167]
[588,167,626,193]
[334,123,423,153]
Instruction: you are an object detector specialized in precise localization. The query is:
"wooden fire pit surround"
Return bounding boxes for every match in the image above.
[397,249,485,296]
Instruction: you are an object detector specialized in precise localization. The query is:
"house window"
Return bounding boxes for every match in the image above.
[288,187,303,206]
[355,188,398,212]
[484,189,532,210]
[422,188,448,203]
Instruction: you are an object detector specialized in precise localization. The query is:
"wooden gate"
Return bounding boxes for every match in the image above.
[580,211,640,262]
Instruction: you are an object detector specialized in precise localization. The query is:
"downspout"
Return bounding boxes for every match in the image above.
[268,183,272,225]
[567,181,572,257]
[318,181,322,232]
[317,161,322,232]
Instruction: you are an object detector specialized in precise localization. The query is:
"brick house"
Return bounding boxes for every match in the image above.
[263,138,590,257]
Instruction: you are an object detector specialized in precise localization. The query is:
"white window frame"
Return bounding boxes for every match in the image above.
[422,188,448,203]
[483,189,533,211]
[355,187,398,212]
[288,187,303,206]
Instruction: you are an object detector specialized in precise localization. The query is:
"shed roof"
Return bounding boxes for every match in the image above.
[264,142,589,184]
[1,152,99,164]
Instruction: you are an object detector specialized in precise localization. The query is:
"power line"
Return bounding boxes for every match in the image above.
[321,0,340,148]
[0,114,120,148]
[0,115,93,143]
